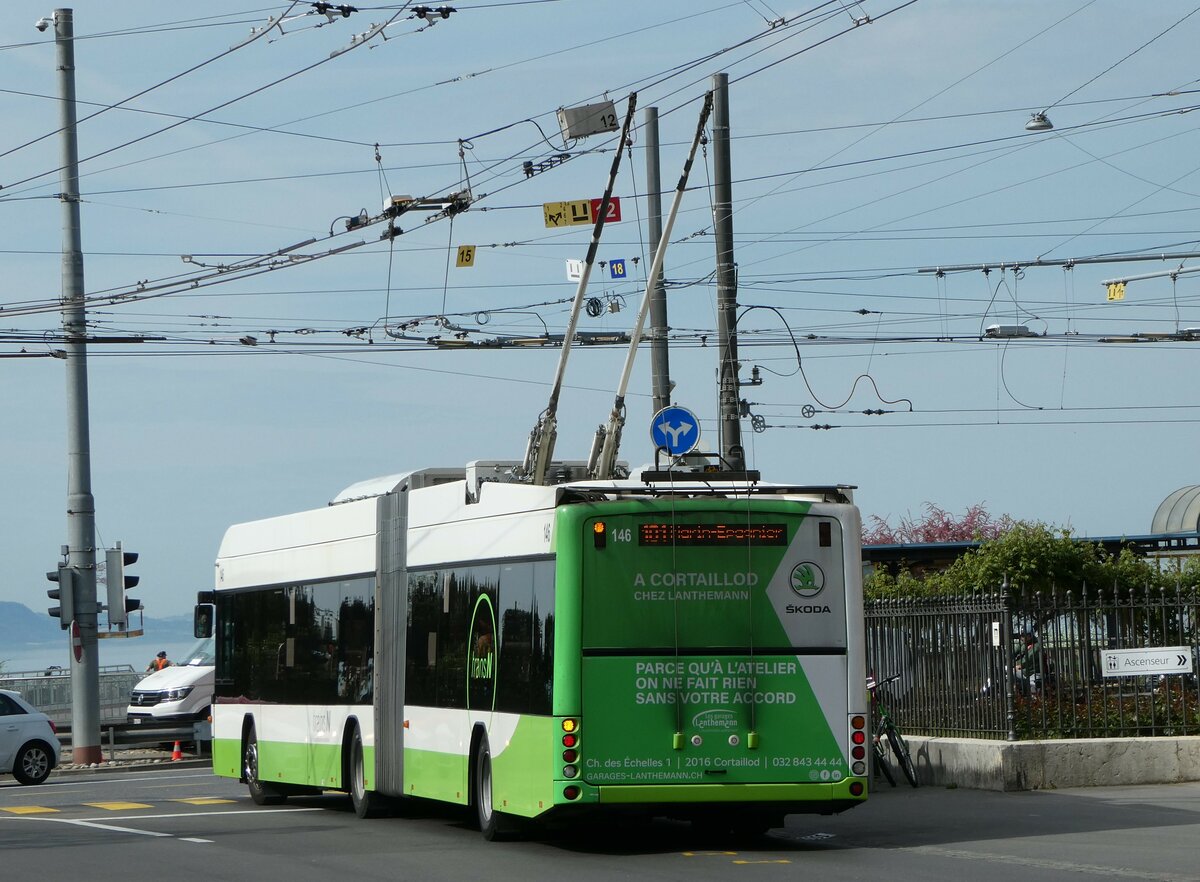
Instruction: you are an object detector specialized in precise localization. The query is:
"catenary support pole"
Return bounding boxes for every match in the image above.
[54,8,102,765]
[711,73,744,470]
[645,107,672,415]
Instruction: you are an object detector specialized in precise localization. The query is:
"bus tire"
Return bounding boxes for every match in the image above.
[473,734,519,841]
[349,725,383,819]
[244,725,286,806]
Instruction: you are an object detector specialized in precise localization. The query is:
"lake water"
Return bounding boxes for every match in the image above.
[1,637,204,676]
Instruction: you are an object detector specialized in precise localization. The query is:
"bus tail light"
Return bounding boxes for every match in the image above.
[593,522,607,548]
[564,785,580,800]
[849,714,867,778]
[562,719,581,778]
[849,781,864,796]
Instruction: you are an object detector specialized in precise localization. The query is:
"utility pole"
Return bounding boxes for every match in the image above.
[53,8,102,765]
[711,73,745,471]
[644,107,672,415]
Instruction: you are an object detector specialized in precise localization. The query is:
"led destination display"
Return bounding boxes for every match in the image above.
[638,522,788,547]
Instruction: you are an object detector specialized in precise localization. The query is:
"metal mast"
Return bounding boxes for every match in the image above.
[644,107,672,415]
[54,8,102,765]
[712,73,744,470]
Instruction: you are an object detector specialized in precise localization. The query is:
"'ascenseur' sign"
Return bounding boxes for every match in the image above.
[1101,647,1193,678]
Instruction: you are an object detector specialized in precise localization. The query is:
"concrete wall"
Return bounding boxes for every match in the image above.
[904,735,1200,791]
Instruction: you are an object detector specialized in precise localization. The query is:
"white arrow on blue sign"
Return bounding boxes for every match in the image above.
[650,405,700,456]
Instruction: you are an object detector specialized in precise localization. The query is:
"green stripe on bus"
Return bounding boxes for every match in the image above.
[211,737,354,790]
[490,716,556,817]
[403,748,469,804]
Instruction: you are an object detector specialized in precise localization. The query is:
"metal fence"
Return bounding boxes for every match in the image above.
[865,583,1200,741]
[0,665,142,724]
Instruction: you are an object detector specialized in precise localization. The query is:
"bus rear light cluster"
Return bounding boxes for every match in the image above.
[849,781,864,796]
[562,718,581,781]
[564,785,581,800]
[849,714,867,777]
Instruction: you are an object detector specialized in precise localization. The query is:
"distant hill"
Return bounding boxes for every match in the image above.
[0,601,195,649]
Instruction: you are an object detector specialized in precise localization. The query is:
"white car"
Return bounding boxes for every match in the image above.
[127,638,215,726]
[0,688,62,785]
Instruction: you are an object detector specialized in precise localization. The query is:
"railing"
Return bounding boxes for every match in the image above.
[865,582,1200,740]
[0,665,143,724]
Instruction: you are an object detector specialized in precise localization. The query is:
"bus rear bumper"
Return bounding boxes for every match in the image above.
[536,782,866,828]
[593,781,866,806]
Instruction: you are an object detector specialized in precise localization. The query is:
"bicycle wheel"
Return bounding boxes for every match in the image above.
[885,724,919,788]
[872,739,896,787]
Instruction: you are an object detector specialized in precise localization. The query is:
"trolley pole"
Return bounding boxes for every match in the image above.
[711,73,745,470]
[53,8,102,764]
[644,106,672,415]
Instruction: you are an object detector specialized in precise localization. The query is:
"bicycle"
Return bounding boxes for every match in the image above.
[867,674,919,788]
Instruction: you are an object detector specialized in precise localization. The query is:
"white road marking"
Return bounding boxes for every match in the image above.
[37,818,172,837]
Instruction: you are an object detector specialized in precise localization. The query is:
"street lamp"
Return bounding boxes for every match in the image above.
[1025,112,1053,131]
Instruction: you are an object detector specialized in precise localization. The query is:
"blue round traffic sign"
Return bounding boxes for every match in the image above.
[650,405,701,456]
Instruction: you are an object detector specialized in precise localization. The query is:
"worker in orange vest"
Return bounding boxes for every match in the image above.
[146,650,172,672]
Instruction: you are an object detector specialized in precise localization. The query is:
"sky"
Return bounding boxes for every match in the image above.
[5,0,1200,619]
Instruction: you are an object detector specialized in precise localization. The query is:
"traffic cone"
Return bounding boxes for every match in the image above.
[171,740,183,761]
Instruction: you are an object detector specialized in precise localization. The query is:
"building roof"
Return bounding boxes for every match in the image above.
[1152,485,1200,534]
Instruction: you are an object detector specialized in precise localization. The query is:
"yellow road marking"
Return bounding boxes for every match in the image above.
[733,860,791,865]
[171,798,236,806]
[2,806,59,815]
[83,801,153,811]
[682,852,738,857]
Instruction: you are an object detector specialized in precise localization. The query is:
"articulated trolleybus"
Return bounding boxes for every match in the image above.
[199,460,868,837]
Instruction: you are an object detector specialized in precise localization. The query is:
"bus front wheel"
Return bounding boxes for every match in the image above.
[244,726,286,806]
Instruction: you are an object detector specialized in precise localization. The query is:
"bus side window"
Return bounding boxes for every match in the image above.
[406,571,441,706]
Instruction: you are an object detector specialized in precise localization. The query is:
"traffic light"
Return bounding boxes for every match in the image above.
[47,564,76,629]
[105,542,141,626]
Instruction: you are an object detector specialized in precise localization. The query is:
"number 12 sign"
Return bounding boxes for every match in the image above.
[590,197,621,223]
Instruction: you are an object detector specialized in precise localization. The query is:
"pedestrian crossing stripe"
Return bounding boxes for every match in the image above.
[1,806,59,814]
[83,801,153,811]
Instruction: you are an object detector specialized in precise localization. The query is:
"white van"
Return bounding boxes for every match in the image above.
[127,638,214,725]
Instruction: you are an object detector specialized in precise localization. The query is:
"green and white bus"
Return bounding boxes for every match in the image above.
[201,461,869,837]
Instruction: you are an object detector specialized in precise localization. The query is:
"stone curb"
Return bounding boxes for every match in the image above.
[54,756,211,776]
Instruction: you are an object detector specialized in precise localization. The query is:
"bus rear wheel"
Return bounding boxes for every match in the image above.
[244,726,286,806]
[473,734,520,841]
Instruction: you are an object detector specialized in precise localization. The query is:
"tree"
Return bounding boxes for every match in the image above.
[865,519,1165,600]
[863,502,1014,546]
